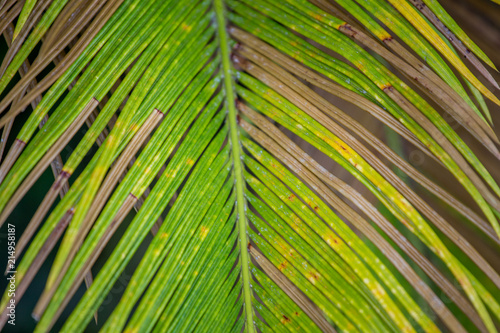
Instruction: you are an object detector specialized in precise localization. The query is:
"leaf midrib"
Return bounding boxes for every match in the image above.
[214,0,255,331]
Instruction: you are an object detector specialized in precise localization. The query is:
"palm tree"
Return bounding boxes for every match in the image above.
[0,0,500,331]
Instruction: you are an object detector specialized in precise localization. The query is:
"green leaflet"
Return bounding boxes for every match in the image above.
[44,4,217,292]
[419,0,496,69]
[0,0,184,214]
[196,275,242,332]
[236,79,495,331]
[39,96,228,332]
[251,264,321,333]
[283,0,491,129]
[12,0,39,40]
[381,0,500,104]
[0,0,72,94]
[329,0,488,115]
[243,151,435,332]
[229,1,500,239]
[248,211,392,332]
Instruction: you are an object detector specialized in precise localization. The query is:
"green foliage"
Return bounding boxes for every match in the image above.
[0,0,499,332]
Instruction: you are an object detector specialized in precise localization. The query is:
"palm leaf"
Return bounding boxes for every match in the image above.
[0,0,499,332]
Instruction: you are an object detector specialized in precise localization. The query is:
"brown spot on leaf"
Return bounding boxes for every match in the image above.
[278,261,288,271]
[382,83,394,91]
[308,272,320,283]
[181,23,192,31]
[235,99,244,109]
[200,226,209,239]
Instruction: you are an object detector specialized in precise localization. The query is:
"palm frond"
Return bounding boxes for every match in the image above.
[0,0,499,332]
